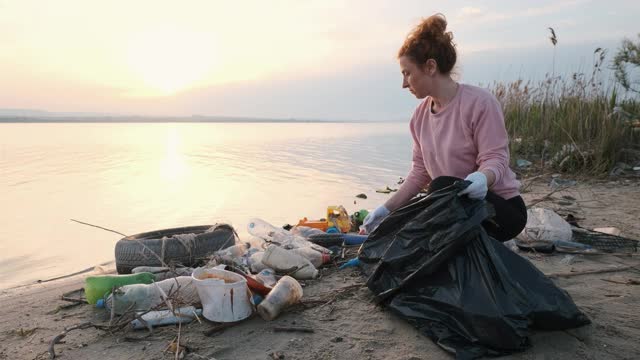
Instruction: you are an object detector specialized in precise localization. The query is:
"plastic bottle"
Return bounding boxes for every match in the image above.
[339,258,361,269]
[257,276,303,321]
[289,247,331,268]
[102,276,200,315]
[85,272,155,304]
[307,233,368,247]
[261,245,318,280]
[255,268,277,287]
[130,306,203,330]
[248,218,329,253]
[248,251,268,273]
[290,226,326,238]
[215,242,250,262]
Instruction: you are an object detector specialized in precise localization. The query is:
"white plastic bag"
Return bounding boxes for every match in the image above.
[517,208,572,243]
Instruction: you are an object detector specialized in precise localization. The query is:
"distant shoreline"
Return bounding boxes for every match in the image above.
[0,116,360,123]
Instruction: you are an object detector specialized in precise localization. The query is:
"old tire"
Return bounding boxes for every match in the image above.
[114,224,237,274]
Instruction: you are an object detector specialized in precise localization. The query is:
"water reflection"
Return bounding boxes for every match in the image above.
[0,122,411,288]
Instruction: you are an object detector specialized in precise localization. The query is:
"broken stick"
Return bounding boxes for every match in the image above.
[546,266,633,278]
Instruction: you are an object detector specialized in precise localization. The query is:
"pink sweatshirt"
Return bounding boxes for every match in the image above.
[387,84,520,210]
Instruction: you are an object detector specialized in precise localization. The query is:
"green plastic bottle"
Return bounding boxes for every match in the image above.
[84,272,155,304]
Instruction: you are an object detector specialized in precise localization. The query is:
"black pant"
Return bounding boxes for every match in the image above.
[427,176,527,242]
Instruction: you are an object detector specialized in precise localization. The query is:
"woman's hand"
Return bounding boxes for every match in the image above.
[360,205,390,234]
[458,171,488,200]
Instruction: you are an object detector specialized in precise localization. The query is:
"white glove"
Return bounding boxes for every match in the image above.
[360,205,390,234]
[458,171,488,200]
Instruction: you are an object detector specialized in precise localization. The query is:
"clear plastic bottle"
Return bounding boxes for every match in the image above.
[257,276,303,321]
[102,276,199,315]
[247,218,329,253]
[261,245,318,280]
[215,242,250,262]
[255,268,277,287]
[248,251,268,273]
[290,247,331,268]
[290,226,326,238]
[130,306,203,330]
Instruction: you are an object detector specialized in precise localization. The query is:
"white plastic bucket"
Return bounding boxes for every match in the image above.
[191,268,253,322]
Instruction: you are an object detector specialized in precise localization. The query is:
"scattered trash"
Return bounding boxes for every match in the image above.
[356,193,367,199]
[339,258,360,269]
[550,178,577,189]
[103,276,200,315]
[248,218,329,253]
[131,266,194,281]
[261,245,319,280]
[593,227,622,236]
[192,268,253,322]
[85,272,155,304]
[215,242,251,263]
[609,162,633,176]
[553,240,597,254]
[376,186,398,194]
[248,251,269,273]
[517,208,573,244]
[257,276,303,321]
[290,226,325,238]
[296,217,329,231]
[550,144,579,168]
[255,268,277,287]
[560,255,576,265]
[131,306,202,330]
[516,159,532,168]
[502,239,519,252]
[572,227,639,253]
[114,224,238,274]
[327,205,352,233]
[350,209,369,231]
[289,247,331,268]
[308,233,368,247]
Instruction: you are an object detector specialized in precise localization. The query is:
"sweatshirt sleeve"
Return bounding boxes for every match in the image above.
[473,96,510,186]
[385,114,431,211]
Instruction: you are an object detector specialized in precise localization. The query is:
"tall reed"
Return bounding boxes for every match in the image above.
[490,49,639,175]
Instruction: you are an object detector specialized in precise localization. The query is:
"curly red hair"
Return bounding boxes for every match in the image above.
[398,13,457,74]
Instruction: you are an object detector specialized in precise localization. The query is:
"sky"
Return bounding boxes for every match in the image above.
[0,0,638,121]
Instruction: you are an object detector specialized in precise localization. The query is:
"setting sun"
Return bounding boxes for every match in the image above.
[126,28,219,96]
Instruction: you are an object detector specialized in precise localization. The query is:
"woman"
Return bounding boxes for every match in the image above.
[362,13,526,242]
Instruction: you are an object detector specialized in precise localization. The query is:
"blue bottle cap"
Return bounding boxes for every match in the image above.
[252,294,264,305]
[96,299,105,308]
[326,227,339,234]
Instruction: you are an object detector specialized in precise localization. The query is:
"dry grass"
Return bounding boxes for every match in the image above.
[489,48,640,175]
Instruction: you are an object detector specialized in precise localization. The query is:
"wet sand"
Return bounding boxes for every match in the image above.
[1,178,639,360]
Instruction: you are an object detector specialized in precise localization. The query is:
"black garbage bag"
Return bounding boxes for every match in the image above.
[358,182,590,359]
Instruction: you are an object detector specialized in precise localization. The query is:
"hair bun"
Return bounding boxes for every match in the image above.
[398,13,457,74]
[418,13,452,43]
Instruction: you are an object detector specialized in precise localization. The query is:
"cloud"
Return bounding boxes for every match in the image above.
[454,0,592,26]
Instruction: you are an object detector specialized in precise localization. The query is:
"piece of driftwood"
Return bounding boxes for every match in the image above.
[48,322,94,359]
[546,266,633,278]
[273,326,315,333]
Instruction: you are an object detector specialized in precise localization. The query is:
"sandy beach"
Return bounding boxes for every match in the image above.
[1,177,639,360]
